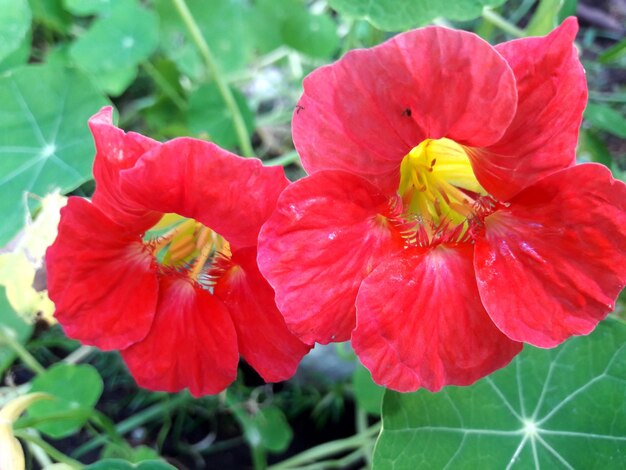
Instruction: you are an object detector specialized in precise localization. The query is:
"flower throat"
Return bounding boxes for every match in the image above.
[398,138,485,238]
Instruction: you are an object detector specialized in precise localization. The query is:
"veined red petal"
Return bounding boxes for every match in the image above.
[293,27,517,193]
[119,138,289,249]
[121,276,239,397]
[470,18,587,200]
[46,197,158,350]
[214,248,311,382]
[257,171,405,345]
[353,244,522,392]
[475,164,626,348]
[89,107,161,231]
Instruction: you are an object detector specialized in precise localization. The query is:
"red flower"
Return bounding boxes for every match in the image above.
[258,19,626,392]
[47,107,310,397]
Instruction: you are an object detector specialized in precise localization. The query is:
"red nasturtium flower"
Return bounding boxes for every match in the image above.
[258,19,626,392]
[46,107,310,397]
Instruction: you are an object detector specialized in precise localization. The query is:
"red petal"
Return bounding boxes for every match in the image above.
[470,18,587,200]
[257,171,405,344]
[121,276,239,397]
[89,107,161,231]
[293,27,517,193]
[214,248,311,382]
[353,244,522,392]
[119,138,289,249]
[475,164,626,347]
[46,197,158,350]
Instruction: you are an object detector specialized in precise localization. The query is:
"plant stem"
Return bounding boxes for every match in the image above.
[263,151,300,167]
[293,448,365,470]
[482,8,525,38]
[62,346,95,365]
[141,61,188,112]
[356,408,373,468]
[72,393,191,458]
[0,327,45,375]
[15,430,84,468]
[268,422,381,469]
[224,391,268,470]
[171,0,254,157]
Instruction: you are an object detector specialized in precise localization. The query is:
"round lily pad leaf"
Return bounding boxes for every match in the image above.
[329,0,507,31]
[0,63,109,246]
[374,320,626,469]
[86,459,176,470]
[69,0,158,94]
[26,363,103,438]
[0,0,31,63]
[187,83,255,150]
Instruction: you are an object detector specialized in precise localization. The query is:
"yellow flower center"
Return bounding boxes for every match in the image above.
[145,213,230,281]
[398,138,485,231]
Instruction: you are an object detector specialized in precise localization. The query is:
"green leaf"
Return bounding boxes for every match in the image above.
[0,30,31,73]
[63,0,114,16]
[328,0,506,31]
[374,320,626,469]
[86,459,176,470]
[253,406,293,453]
[0,64,108,246]
[26,364,104,438]
[155,0,254,80]
[187,84,254,150]
[525,0,563,37]
[281,10,339,59]
[101,442,161,462]
[28,0,72,34]
[584,103,626,139]
[0,0,31,63]
[578,130,613,167]
[599,38,626,65]
[0,288,33,376]
[69,0,158,95]
[353,364,385,416]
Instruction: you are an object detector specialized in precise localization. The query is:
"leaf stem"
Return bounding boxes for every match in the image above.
[14,430,84,468]
[0,327,44,375]
[268,422,381,469]
[482,8,525,38]
[72,393,191,457]
[263,151,300,167]
[171,0,254,157]
[141,61,188,112]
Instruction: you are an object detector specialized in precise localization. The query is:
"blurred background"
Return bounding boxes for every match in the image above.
[0,0,624,468]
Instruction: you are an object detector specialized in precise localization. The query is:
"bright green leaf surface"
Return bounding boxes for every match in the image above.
[585,103,626,139]
[253,406,293,453]
[328,0,507,31]
[155,0,254,80]
[0,30,31,73]
[353,363,385,416]
[0,64,108,246]
[187,84,255,150]
[27,363,104,438]
[86,459,176,470]
[0,288,33,376]
[281,10,339,58]
[374,320,626,469]
[0,0,31,63]
[28,0,71,34]
[69,0,158,95]
[63,0,114,16]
